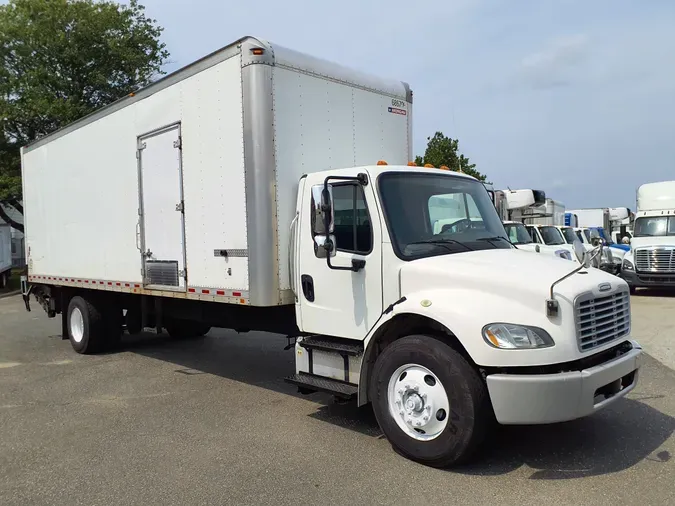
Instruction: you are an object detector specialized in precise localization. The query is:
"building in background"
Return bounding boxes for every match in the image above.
[0,204,25,268]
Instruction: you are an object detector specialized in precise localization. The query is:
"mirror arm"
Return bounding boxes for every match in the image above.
[323,239,366,272]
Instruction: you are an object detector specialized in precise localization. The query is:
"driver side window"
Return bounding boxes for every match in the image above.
[528,227,541,244]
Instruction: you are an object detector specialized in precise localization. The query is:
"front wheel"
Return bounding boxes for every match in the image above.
[369,335,490,467]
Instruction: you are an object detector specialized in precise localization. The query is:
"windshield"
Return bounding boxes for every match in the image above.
[560,227,577,244]
[504,223,533,245]
[539,226,565,245]
[634,216,675,237]
[378,172,511,259]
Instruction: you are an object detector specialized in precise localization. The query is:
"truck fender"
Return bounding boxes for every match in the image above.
[357,293,471,406]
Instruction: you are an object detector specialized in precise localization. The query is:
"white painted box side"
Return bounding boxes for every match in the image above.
[22,55,247,288]
[181,57,248,291]
[273,67,411,291]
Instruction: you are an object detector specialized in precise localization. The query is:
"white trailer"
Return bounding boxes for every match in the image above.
[521,198,565,226]
[621,180,675,292]
[21,36,643,467]
[0,224,11,288]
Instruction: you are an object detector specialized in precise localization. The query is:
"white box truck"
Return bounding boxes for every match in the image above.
[0,224,12,288]
[621,180,675,293]
[21,36,643,467]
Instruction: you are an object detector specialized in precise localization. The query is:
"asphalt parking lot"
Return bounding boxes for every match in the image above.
[1,292,674,505]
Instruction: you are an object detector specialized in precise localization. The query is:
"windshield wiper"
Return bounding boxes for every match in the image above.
[406,239,475,252]
[476,236,514,247]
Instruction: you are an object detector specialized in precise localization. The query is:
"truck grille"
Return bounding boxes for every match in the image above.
[635,248,675,272]
[575,290,630,352]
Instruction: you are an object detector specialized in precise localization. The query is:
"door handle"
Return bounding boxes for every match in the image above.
[301,274,315,302]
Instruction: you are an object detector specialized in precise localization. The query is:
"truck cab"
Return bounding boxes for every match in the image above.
[503,221,573,261]
[525,224,578,262]
[621,181,675,293]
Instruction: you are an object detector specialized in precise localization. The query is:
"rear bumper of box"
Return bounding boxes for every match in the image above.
[486,340,643,425]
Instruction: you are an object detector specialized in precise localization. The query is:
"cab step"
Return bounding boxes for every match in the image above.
[285,372,358,399]
[299,336,364,356]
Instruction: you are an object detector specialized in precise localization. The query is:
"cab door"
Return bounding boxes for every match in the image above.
[295,171,383,339]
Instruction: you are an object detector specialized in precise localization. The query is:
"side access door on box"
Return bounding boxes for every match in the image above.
[137,124,187,291]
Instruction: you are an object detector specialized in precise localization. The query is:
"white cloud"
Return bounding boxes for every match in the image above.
[519,34,589,89]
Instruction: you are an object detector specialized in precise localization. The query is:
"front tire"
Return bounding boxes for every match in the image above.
[369,334,490,467]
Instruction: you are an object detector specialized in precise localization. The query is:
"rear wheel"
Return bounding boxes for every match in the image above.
[369,334,490,467]
[67,296,106,354]
[165,319,211,339]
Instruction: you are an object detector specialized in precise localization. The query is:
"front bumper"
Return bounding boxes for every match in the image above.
[621,268,675,288]
[486,340,643,425]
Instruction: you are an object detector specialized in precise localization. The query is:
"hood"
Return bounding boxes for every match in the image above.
[399,249,623,304]
[630,236,675,250]
[516,243,577,260]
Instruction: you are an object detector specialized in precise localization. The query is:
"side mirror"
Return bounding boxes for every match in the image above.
[535,244,541,253]
[572,239,588,266]
[311,184,334,235]
[311,184,335,258]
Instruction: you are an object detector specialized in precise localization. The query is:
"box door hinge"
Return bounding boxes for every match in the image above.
[179,268,187,280]
[173,137,182,149]
[175,201,184,212]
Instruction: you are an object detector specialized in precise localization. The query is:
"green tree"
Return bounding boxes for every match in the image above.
[0,0,170,231]
[414,132,486,181]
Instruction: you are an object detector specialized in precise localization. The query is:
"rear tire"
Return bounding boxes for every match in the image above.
[165,319,211,339]
[369,334,490,468]
[67,296,106,354]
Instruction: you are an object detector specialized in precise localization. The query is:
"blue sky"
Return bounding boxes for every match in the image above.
[136,0,674,209]
[5,0,670,209]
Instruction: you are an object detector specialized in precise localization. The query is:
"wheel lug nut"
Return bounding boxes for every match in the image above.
[404,384,410,389]
[414,385,419,392]
[415,420,421,426]
[423,416,429,421]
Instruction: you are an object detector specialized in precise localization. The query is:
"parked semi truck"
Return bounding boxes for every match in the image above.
[20,36,643,467]
[621,180,675,293]
[0,224,12,289]
[569,208,628,266]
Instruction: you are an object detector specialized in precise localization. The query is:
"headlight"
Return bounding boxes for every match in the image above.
[555,249,572,261]
[623,259,634,271]
[482,323,555,349]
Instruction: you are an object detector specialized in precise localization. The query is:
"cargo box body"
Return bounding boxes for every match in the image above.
[21,37,412,307]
